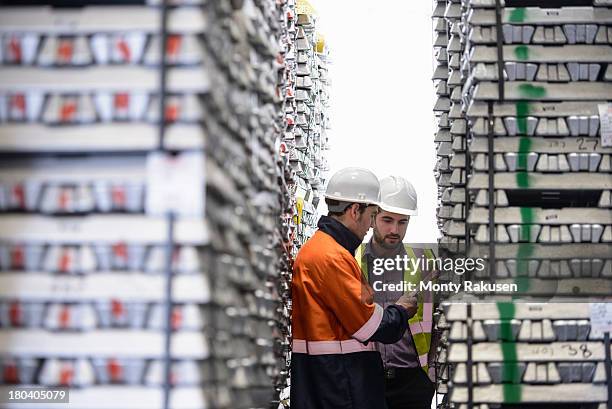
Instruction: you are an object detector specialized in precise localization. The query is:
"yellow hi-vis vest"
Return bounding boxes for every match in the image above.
[355,244,435,374]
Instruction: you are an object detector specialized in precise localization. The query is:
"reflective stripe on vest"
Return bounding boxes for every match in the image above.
[356,244,435,374]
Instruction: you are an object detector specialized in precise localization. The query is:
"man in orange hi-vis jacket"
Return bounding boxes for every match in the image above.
[291,167,418,409]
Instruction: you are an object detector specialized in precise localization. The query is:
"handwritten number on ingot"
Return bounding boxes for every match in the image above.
[531,344,593,359]
[531,345,553,357]
[577,137,598,151]
[579,343,593,358]
[547,139,566,149]
[561,344,578,356]
[561,343,593,358]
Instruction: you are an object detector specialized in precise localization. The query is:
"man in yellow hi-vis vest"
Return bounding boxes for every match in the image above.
[355,176,437,409]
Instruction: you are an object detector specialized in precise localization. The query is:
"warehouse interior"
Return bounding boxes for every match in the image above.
[0,0,610,409]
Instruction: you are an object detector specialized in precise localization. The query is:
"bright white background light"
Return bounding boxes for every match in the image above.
[310,0,439,243]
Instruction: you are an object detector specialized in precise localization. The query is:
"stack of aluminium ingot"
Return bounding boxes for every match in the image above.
[433,0,612,407]
[434,0,454,242]
[0,1,218,406]
[203,2,290,405]
[274,0,298,406]
[274,1,332,407]
[444,0,470,247]
[434,0,472,404]
[288,1,330,254]
[433,2,458,405]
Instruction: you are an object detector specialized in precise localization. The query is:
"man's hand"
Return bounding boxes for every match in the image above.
[395,292,418,318]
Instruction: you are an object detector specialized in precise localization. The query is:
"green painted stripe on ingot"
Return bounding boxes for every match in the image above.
[515,101,531,135]
[497,302,522,403]
[518,83,547,99]
[516,172,530,187]
[516,101,532,170]
[516,207,534,294]
[517,127,535,293]
[497,108,535,403]
[513,45,529,61]
[518,208,534,241]
[515,101,530,117]
[508,8,526,23]
[517,137,532,170]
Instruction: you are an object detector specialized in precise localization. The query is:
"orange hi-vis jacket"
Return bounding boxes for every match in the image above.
[292,230,383,353]
[291,216,410,409]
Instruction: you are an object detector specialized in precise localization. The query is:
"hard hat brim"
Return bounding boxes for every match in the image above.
[324,193,380,206]
[378,203,418,216]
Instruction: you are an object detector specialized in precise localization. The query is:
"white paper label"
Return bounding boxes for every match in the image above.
[589,303,612,335]
[146,152,205,216]
[598,103,612,148]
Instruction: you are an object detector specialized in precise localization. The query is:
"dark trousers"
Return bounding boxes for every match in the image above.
[384,367,435,409]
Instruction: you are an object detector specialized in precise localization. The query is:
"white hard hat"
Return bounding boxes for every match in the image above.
[378,176,418,216]
[324,167,381,207]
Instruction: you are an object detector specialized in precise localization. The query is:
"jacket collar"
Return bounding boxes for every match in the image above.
[317,215,362,255]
